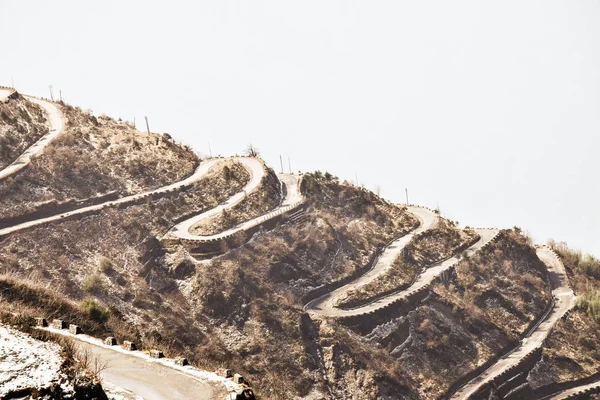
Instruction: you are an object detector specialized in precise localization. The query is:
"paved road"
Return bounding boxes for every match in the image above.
[306,220,497,318]
[167,158,266,240]
[304,206,437,316]
[547,380,600,399]
[451,246,576,399]
[37,327,228,400]
[0,157,264,238]
[0,95,65,181]
[74,340,217,400]
[168,170,304,241]
[0,94,298,244]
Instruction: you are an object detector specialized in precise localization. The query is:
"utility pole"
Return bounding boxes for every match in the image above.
[59,90,63,103]
[288,156,292,174]
[48,85,54,101]
[144,116,150,134]
[133,117,136,129]
[11,76,14,89]
[208,142,213,158]
[279,155,284,174]
[355,172,359,187]
[405,188,409,205]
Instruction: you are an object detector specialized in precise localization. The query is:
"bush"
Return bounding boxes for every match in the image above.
[581,255,600,280]
[579,286,600,324]
[98,256,114,274]
[80,297,109,323]
[83,274,104,293]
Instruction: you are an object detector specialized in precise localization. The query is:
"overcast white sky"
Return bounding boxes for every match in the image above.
[1,1,599,256]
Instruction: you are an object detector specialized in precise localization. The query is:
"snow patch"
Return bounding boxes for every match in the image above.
[0,325,66,396]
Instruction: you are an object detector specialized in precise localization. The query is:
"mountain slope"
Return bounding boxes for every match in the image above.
[0,91,593,400]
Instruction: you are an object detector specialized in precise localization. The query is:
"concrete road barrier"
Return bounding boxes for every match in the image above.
[123,340,137,351]
[218,368,233,378]
[233,373,244,384]
[68,324,82,335]
[150,349,165,359]
[174,357,188,366]
[104,336,117,346]
[52,319,66,329]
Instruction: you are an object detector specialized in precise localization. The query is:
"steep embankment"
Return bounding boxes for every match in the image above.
[0,93,50,171]
[185,172,422,398]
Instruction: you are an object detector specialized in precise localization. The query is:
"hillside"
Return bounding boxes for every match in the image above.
[0,90,596,400]
[0,93,49,170]
[0,101,199,222]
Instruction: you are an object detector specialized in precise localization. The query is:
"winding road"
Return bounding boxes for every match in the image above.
[167,169,303,241]
[0,93,65,181]
[0,91,305,399]
[305,207,498,318]
[547,380,600,399]
[450,246,576,399]
[0,90,583,399]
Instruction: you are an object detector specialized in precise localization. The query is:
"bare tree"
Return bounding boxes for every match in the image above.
[76,345,109,377]
[245,143,260,157]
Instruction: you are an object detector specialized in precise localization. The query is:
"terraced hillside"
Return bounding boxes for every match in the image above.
[0,89,593,400]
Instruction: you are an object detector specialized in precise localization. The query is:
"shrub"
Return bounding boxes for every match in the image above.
[80,297,109,323]
[579,285,600,324]
[581,255,600,280]
[98,256,114,274]
[83,274,104,293]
